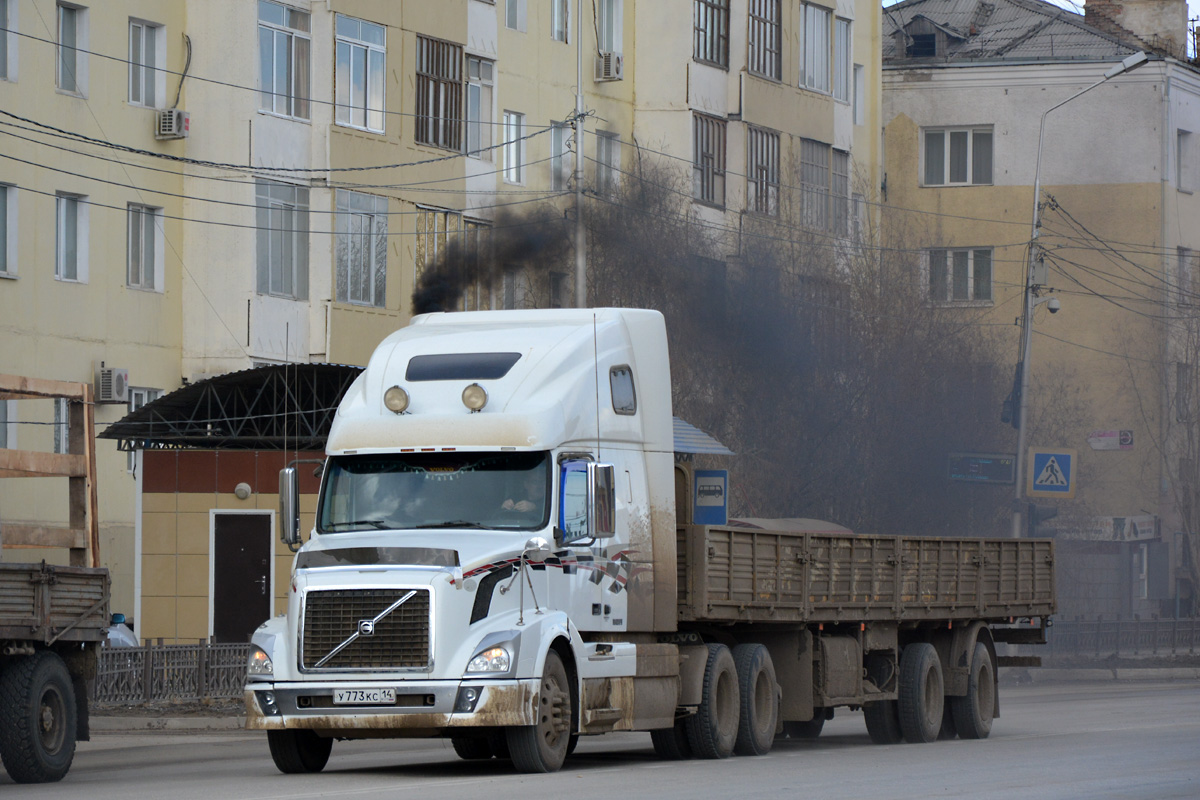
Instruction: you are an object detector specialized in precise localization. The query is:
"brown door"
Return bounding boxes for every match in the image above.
[213,513,272,643]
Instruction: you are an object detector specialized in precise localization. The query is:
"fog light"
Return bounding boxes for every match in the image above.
[454,685,482,713]
[256,689,281,717]
[462,383,488,412]
[384,385,410,414]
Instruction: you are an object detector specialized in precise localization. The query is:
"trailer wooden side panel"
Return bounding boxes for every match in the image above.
[678,524,1055,624]
[0,562,110,644]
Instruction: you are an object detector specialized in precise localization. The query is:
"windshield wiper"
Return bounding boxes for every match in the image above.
[419,520,489,530]
[324,519,390,531]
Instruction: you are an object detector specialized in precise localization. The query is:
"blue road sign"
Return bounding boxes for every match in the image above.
[693,469,728,526]
[1028,448,1076,499]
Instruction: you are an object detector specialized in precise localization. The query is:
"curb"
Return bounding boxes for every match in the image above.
[89,716,247,733]
[1001,667,1200,683]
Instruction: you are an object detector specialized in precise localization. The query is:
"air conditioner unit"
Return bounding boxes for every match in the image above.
[155,109,190,140]
[595,51,624,81]
[95,366,130,404]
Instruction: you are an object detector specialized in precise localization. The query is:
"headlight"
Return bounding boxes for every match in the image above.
[467,646,511,674]
[247,645,274,678]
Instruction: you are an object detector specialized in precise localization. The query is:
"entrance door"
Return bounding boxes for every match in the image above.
[212,512,272,643]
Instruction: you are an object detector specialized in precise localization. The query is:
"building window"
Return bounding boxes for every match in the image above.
[800,4,830,93]
[466,56,494,158]
[336,15,385,133]
[0,183,14,278]
[255,180,309,300]
[907,33,936,58]
[1179,247,1198,306]
[747,126,779,216]
[1179,129,1195,193]
[551,121,571,191]
[53,398,69,455]
[833,18,851,102]
[597,0,622,54]
[1178,362,1194,423]
[0,0,12,82]
[126,388,160,471]
[596,131,619,196]
[506,0,526,32]
[928,248,993,304]
[258,0,310,120]
[415,208,490,310]
[336,190,387,308]
[551,0,570,42]
[129,19,163,108]
[924,127,992,186]
[503,111,525,184]
[0,399,13,449]
[831,149,850,236]
[57,3,87,95]
[416,36,462,151]
[853,64,864,125]
[748,0,780,80]
[127,204,162,291]
[694,0,729,68]
[549,271,567,308]
[693,113,726,207]
[55,192,87,282]
[801,138,831,230]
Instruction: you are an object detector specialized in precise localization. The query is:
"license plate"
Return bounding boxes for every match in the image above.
[333,688,396,705]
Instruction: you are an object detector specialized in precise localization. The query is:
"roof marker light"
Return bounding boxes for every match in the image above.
[462,383,488,412]
[384,385,410,414]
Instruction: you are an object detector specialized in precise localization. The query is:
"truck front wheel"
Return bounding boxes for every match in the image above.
[507,650,571,773]
[0,651,77,783]
[267,730,333,773]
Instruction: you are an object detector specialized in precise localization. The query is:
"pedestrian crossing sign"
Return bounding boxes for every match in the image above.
[1028,448,1077,499]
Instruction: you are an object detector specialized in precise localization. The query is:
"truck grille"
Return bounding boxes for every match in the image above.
[301,588,431,671]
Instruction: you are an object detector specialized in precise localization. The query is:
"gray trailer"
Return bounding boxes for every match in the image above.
[0,375,110,783]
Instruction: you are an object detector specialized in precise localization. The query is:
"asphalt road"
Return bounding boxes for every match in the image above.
[2,681,1197,799]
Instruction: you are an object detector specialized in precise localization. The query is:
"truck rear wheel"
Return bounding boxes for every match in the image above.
[267,730,333,773]
[898,643,944,744]
[950,643,995,739]
[863,700,903,744]
[650,719,693,760]
[684,643,739,759]
[732,643,777,756]
[0,651,77,783]
[508,650,571,773]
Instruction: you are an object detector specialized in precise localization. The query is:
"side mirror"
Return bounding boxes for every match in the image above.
[279,467,300,546]
[587,463,616,539]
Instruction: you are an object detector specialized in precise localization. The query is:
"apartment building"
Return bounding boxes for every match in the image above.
[1,0,882,642]
[882,0,1200,617]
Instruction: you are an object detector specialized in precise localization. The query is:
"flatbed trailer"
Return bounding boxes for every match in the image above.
[0,374,110,784]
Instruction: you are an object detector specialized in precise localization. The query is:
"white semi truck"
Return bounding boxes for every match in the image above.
[246,308,1055,774]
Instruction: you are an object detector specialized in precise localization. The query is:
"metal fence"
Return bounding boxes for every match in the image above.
[1038,618,1200,660]
[95,641,250,704]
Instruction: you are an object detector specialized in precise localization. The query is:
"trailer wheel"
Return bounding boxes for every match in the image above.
[732,643,777,756]
[950,643,995,739]
[267,730,333,773]
[684,643,739,759]
[898,643,944,744]
[863,700,903,744]
[451,736,495,760]
[650,719,693,760]
[0,651,77,783]
[508,649,571,773]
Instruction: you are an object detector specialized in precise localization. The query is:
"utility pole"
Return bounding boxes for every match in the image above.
[573,0,587,308]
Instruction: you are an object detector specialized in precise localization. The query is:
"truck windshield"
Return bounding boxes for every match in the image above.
[317,452,550,533]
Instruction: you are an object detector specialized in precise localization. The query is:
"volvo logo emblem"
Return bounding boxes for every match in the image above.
[357,619,375,636]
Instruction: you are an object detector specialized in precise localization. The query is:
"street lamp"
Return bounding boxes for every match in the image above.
[1011,51,1148,538]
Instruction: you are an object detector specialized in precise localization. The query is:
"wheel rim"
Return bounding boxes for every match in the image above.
[538,669,570,750]
[977,660,995,721]
[38,684,67,755]
[716,668,737,737]
[922,665,941,729]
[752,670,772,733]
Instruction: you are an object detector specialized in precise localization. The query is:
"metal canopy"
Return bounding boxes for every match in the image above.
[100,364,363,451]
[673,417,734,455]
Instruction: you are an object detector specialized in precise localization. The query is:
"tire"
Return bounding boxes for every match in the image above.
[781,711,826,740]
[507,650,572,773]
[650,719,693,760]
[684,643,740,759]
[897,643,944,744]
[938,702,958,740]
[863,700,903,744]
[731,643,778,756]
[950,643,995,740]
[267,730,333,773]
[0,651,77,783]
[451,736,495,760]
